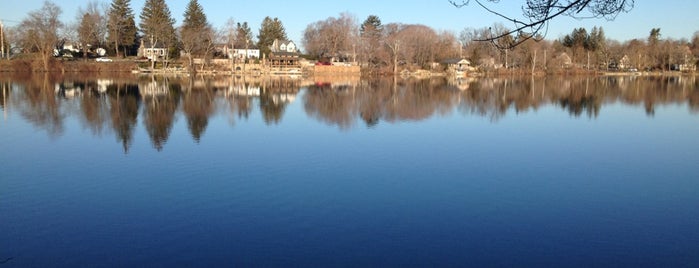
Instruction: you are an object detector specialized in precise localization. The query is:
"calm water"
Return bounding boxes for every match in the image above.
[1,74,699,267]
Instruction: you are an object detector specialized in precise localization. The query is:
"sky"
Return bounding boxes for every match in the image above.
[2,0,698,47]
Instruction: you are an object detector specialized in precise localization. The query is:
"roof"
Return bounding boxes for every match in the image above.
[139,39,167,49]
[442,58,471,65]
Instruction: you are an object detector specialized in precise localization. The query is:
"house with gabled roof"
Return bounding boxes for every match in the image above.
[268,39,300,68]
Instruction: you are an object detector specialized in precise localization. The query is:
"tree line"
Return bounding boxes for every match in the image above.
[3,0,289,71]
[2,0,698,73]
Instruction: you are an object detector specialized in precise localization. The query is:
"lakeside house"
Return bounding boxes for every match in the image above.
[268,39,300,68]
[213,44,260,60]
[231,48,260,60]
[442,58,473,76]
[138,39,167,61]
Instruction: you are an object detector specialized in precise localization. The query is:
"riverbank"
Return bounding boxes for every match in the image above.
[0,58,137,73]
[2,58,696,78]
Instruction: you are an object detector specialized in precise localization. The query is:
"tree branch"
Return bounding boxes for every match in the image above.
[450,0,633,49]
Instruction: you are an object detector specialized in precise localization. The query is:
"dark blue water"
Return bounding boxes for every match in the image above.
[1,76,698,267]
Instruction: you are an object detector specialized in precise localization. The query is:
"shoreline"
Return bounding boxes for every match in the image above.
[1,58,696,78]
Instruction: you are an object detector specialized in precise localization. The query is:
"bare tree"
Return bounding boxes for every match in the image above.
[18,1,63,71]
[303,12,358,61]
[382,23,405,74]
[77,1,107,58]
[394,24,440,69]
[450,0,634,48]
[220,18,236,72]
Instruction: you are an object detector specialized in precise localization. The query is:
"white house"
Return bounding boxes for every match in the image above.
[442,58,472,71]
[230,48,260,59]
[138,39,167,61]
[271,39,298,53]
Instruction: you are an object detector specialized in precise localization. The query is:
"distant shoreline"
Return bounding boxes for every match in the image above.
[1,58,696,77]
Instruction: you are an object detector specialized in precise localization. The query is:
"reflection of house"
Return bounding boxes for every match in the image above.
[139,81,170,96]
[228,85,261,96]
[268,39,300,68]
[138,40,167,61]
[271,93,296,105]
[448,77,474,91]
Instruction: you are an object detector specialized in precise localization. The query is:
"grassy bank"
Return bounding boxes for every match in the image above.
[0,57,138,73]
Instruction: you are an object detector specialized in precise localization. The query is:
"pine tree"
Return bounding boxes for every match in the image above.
[139,0,176,68]
[360,15,382,37]
[360,15,383,67]
[257,16,287,57]
[181,0,212,69]
[182,0,208,31]
[107,0,137,57]
[235,22,253,49]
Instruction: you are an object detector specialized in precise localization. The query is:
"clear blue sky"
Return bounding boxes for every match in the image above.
[2,0,698,46]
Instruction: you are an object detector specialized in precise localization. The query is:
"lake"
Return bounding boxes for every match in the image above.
[1,74,698,267]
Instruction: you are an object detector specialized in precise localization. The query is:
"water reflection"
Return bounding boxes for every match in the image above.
[2,74,697,151]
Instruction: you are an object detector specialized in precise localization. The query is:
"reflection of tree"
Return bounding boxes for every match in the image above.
[383,79,455,122]
[182,84,215,143]
[4,74,698,146]
[304,83,356,129]
[357,79,395,127]
[19,74,64,137]
[142,79,180,151]
[259,91,287,125]
[233,96,253,119]
[79,81,110,135]
[259,77,300,125]
[108,84,140,153]
[1,81,10,113]
[304,79,459,128]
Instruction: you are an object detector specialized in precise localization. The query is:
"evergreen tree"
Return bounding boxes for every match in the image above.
[257,16,287,57]
[648,28,661,45]
[360,15,382,37]
[180,0,212,69]
[139,0,176,66]
[234,22,253,49]
[107,0,137,57]
[360,15,383,68]
[587,26,605,52]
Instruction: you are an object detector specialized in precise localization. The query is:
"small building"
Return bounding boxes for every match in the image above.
[442,58,472,71]
[138,39,167,61]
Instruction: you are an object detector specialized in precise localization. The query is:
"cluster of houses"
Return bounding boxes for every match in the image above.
[52,37,696,75]
[136,38,299,66]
